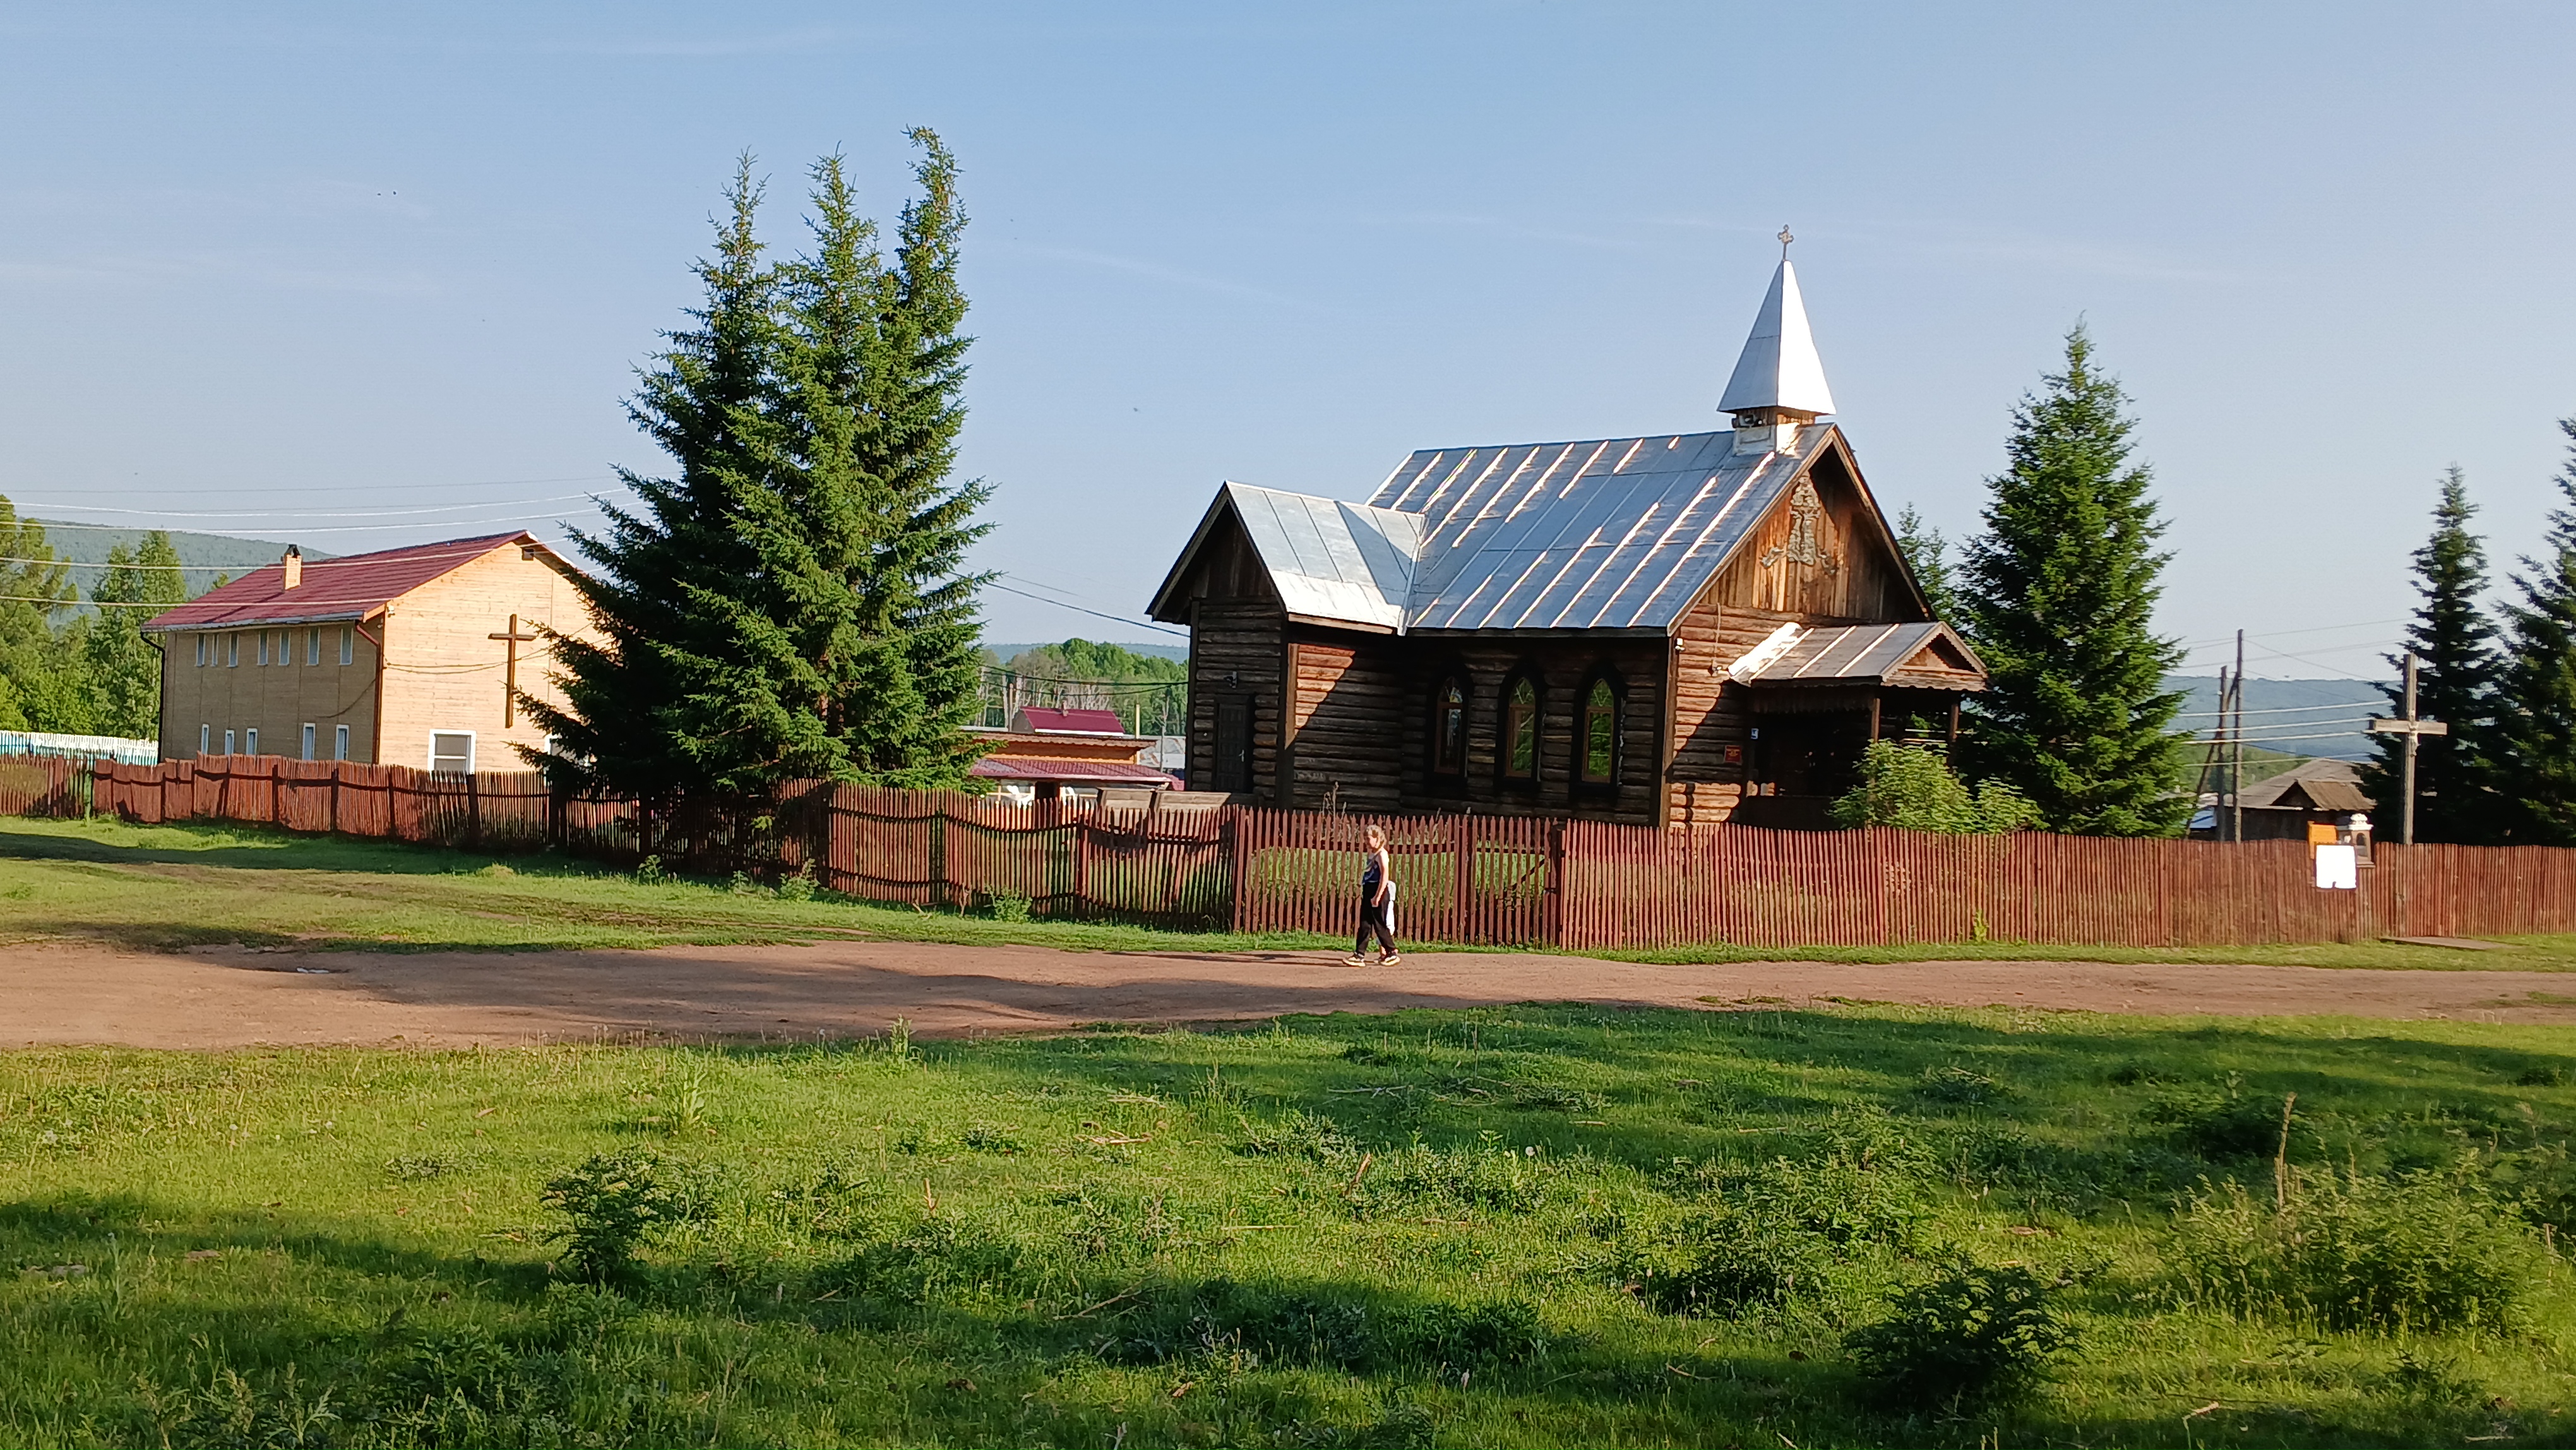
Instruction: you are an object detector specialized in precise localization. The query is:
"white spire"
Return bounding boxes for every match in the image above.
[1717,257,1835,417]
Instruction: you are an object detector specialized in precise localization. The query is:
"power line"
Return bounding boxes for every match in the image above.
[987,578,1186,637]
[24,491,612,520]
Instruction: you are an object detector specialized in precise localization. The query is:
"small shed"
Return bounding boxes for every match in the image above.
[2227,759,2376,842]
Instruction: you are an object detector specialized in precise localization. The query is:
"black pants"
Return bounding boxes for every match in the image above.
[1355,890,1395,956]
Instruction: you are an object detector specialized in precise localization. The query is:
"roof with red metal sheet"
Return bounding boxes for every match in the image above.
[141,532,549,631]
[969,756,1177,786]
[1011,707,1129,734]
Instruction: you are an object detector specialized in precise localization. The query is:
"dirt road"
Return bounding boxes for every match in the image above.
[3,938,2575,1050]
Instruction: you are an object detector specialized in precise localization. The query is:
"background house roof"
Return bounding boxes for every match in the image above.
[141,532,543,632]
[1010,707,1130,734]
[2239,757,2363,810]
[969,757,1178,786]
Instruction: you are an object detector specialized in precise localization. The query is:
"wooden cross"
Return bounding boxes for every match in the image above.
[488,613,539,727]
[2368,650,2448,845]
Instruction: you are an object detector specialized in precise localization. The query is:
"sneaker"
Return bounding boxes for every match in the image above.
[1342,954,1369,968]
[1378,953,1402,967]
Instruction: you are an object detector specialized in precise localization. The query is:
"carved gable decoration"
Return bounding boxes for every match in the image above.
[1760,477,1835,575]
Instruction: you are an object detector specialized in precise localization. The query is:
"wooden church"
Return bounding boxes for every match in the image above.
[1145,256,1986,829]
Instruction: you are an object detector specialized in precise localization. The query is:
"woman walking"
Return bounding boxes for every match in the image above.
[1345,824,1400,967]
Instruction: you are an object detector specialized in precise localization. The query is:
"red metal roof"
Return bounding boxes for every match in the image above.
[141,532,548,632]
[1012,707,1129,735]
[970,756,1177,786]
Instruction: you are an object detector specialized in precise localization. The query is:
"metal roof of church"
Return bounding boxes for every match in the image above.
[1154,426,1827,635]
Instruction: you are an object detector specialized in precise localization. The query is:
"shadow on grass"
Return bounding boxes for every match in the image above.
[0,818,602,878]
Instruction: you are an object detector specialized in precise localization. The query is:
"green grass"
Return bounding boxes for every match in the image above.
[0,816,1339,957]
[7,814,2573,971]
[6,1005,2576,1446]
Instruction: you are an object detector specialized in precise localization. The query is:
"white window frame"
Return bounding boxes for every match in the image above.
[222,728,236,755]
[194,635,206,668]
[244,727,258,755]
[199,724,210,755]
[301,723,315,760]
[226,635,238,668]
[427,730,476,776]
[339,626,354,666]
[333,724,350,762]
[307,628,319,666]
[256,633,268,666]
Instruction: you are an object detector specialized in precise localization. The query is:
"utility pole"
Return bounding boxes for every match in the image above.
[2229,630,2246,844]
[2370,650,2448,846]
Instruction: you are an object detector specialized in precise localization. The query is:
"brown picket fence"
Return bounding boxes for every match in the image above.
[0,755,84,818]
[23,756,2576,949]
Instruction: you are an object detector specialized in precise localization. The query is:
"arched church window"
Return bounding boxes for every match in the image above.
[1501,674,1540,781]
[1431,676,1468,776]
[1580,674,1621,785]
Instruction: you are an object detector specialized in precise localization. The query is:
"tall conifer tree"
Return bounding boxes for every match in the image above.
[2359,467,2500,841]
[530,159,782,802]
[532,134,991,804]
[2487,419,2576,844]
[1957,325,2188,836]
[1894,503,1959,620]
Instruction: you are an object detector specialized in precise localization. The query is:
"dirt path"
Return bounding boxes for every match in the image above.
[3,938,2576,1050]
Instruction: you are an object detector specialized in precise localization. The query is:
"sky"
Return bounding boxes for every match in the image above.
[3,2,2572,683]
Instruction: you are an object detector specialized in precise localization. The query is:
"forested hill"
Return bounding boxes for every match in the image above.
[33,521,335,604]
[2164,674,2388,762]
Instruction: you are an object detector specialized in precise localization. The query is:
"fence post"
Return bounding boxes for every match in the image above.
[467,773,481,850]
[1226,807,1249,933]
[928,806,948,911]
[1545,818,1566,947]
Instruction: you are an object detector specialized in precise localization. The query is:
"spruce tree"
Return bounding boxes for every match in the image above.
[2358,467,2500,841]
[1957,324,2188,836]
[528,158,783,803]
[2487,418,2576,844]
[835,129,992,785]
[531,134,992,805]
[80,533,188,739]
[1894,503,1959,620]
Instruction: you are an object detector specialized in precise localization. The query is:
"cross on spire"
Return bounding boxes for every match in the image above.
[1777,224,1794,258]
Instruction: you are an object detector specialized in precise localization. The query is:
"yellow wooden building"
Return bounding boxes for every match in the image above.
[142,531,600,772]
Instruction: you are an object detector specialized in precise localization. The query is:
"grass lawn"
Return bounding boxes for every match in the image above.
[0,817,1340,957]
[5,1005,2576,1446]
[5,813,2575,971]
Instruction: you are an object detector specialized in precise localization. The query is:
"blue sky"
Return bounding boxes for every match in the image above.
[3,2,2571,680]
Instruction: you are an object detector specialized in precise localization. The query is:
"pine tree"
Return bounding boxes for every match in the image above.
[2358,467,2500,841]
[1894,503,1959,620]
[82,532,188,739]
[1957,324,2188,836]
[0,499,78,731]
[2487,418,2576,844]
[528,157,784,803]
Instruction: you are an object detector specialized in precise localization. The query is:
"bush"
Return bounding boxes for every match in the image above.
[2168,1170,2537,1333]
[632,854,667,886]
[987,892,1032,922]
[777,861,817,901]
[1830,741,2037,833]
[1618,1205,1832,1315]
[1844,1259,2076,1408]
[537,1150,716,1281]
[2145,1080,2288,1159]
